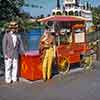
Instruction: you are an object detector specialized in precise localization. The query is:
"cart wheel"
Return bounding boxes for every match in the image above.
[58,56,70,73]
[81,55,93,71]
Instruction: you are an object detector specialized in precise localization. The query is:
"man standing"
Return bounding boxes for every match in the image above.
[2,21,25,84]
[39,26,56,81]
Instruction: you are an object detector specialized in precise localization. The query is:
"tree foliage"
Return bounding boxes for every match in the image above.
[0,0,24,20]
[92,5,100,25]
[0,0,36,33]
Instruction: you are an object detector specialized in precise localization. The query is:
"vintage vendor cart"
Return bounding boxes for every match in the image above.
[39,16,94,73]
[20,16,94,80]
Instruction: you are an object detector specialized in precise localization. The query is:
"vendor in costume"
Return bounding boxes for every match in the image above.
[39,26,56,81]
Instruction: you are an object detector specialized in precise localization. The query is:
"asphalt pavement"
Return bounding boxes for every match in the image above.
[0,61,100,100]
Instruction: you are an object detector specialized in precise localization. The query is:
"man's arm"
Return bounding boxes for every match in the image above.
[18,35,25,54]
[2,33,7,58]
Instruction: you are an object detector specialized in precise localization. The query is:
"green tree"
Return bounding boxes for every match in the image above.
[92,5,100,25]
[0,0,24,20]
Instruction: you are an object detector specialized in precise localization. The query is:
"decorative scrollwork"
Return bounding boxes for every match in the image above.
[58,56,70,73]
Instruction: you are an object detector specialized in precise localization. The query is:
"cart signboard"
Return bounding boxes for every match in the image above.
[74,32,85,43]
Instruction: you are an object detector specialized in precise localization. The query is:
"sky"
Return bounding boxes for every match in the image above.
[22,0,100,17]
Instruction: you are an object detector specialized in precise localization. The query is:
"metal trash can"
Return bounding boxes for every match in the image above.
[28,29,43,51]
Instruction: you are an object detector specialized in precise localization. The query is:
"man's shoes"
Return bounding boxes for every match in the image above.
[12,80,18,83]
[5,81,11,84]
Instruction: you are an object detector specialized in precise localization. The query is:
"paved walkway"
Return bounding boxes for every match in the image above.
[0,61,100,100]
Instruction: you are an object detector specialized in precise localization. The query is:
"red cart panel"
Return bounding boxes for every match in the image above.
[20,51,42,81]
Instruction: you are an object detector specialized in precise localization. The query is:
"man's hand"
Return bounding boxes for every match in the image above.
[5,55,8,59]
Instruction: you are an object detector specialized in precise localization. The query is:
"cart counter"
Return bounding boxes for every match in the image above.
[20,51,43,81]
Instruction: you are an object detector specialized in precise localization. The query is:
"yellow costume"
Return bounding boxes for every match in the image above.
[39,32,55,80]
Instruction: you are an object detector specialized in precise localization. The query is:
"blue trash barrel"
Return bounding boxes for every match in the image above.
[28,29,44,51]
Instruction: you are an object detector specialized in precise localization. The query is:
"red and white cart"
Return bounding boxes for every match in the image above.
[20,16,93,80]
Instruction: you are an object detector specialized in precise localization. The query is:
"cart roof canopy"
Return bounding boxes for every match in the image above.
[38,16,88,23]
